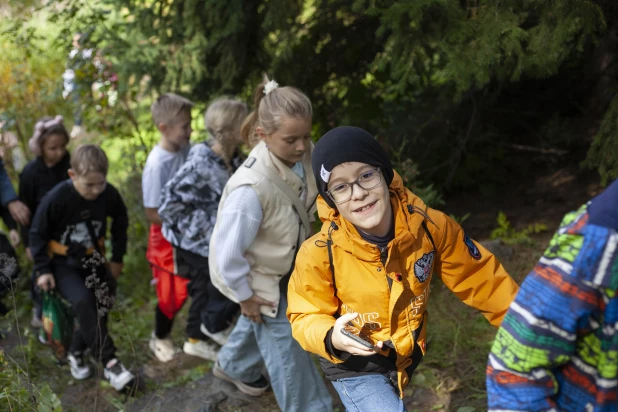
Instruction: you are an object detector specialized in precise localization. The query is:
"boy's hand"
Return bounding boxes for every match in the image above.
[8,229,20,248]
[239,294,276,324]
[110,262,123,278]
[331,312,383,356]
[37,274,56,292]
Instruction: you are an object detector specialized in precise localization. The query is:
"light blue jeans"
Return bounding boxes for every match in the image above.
[217,293,333,412]
[332,374,407,412]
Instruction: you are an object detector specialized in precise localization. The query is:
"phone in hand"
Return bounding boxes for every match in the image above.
[341,324,374,349]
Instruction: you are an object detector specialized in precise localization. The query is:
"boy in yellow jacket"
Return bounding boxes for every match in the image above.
[287,126,519,411]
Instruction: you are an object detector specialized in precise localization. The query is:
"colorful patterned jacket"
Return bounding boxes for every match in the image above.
[487,179,618,411]
[158,142,242,258]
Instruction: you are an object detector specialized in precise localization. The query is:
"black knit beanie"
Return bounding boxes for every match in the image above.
[312,126,394,209]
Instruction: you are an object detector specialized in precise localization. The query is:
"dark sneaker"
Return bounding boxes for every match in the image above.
[212,361,269,396]
[68,352,93,380]
[103,358,134,391]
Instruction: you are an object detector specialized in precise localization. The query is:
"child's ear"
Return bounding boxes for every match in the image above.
[157,123,167,133]
[256,126,267,142]
[68,169,76,180]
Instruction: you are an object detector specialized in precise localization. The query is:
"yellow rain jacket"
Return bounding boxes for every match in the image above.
[287,171,518,395]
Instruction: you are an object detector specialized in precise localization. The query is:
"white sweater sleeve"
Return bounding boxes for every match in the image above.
[213,185,262,302]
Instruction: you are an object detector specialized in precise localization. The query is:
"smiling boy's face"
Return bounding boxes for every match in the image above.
[327,161,392,237]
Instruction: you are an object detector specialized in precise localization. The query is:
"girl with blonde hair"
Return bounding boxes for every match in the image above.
[208,77,333,411]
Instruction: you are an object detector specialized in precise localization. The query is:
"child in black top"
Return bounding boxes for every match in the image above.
[20,115,71,328]
[20,115,71,257]
[30,144,134,391]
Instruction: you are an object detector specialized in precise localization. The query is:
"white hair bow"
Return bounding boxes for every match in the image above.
[263,80,279,95]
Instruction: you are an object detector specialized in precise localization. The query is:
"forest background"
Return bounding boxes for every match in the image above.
[1,1,617,411]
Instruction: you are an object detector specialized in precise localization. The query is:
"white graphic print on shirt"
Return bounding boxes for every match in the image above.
[60,221,102,248]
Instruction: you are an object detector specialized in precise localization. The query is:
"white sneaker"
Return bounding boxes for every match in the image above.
[31,309,42,329]
[183,339,219,361]
[149,332,178,363]
[200,323,233,346]
[104,358,134,391]
[67,352,93,380]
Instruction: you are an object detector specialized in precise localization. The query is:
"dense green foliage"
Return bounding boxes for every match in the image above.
[35,0,617,189]
[0,0,616,188]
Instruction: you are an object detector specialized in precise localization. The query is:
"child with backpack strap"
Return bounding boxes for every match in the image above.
[31,144,133,391]
[287,126,519,412]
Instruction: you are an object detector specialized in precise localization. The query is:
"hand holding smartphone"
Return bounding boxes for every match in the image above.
[340,324,374,349]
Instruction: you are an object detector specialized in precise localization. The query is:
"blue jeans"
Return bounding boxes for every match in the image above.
[332,374,407,412]
[217,293,332,412]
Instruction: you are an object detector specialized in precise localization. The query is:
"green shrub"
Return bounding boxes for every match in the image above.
[490,211,547,246]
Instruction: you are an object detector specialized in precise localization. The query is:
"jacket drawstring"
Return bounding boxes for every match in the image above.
[315,221,339,297]
[407,204,436,227]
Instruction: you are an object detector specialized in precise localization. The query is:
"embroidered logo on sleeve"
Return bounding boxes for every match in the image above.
[320,164,331,183]
[464,234,482,260]
[414,251,435,282]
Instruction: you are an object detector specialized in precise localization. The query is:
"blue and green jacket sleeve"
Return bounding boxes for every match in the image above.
[486,186,618,411]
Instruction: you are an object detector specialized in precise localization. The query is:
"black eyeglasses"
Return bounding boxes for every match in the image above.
[326,167,382,204]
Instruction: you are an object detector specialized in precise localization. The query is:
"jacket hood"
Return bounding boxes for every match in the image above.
[316,171,430,261]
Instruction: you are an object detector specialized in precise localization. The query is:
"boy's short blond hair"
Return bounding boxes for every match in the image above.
[151,93,194,126]
[71,144,109,176]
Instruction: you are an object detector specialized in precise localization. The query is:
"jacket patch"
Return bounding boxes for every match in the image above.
[245,157,256,168]
[414,251,434,282]
[464,234,482,260]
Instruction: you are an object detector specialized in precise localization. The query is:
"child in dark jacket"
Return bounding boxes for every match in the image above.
[30,144,133,391]
[19,115,71,328]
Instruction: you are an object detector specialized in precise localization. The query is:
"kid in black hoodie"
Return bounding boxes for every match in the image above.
[30,144,133,391]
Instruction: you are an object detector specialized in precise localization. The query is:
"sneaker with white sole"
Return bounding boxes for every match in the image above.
[30,309,42,329]
[149,332,177,363]
[68,352,93,380]
[183,339,219,361]
[212,361,269,396]
[104,358,134,391]
[200,323,233,346]
[37,329,49,345]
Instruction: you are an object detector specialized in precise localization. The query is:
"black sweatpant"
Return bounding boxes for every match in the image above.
[52,260,116,365]
[31,269,42,319]
[155,248,239,340]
